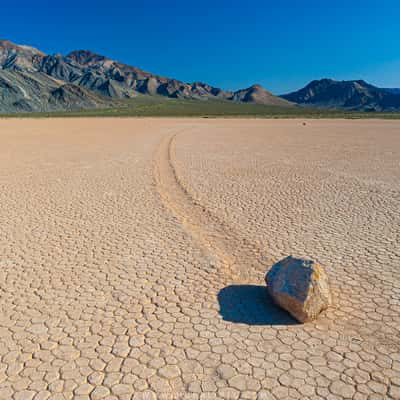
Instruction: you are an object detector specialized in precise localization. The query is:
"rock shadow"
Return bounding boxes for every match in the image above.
[218,285,298,326]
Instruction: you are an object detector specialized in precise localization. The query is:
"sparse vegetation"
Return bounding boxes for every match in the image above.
[2,96,400,119]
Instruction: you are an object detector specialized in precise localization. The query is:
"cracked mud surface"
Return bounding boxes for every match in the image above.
[0,118,399,399]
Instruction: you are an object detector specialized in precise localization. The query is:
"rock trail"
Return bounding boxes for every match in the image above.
[154,129,272,284]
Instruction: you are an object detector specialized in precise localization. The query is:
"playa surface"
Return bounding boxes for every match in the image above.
[0,118,399,400]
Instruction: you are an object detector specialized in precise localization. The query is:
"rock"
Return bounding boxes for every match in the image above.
[265,256,331,323]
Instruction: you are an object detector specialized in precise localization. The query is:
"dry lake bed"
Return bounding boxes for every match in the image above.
[0,118,399,400]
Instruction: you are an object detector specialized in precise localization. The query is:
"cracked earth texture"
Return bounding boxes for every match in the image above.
[0,118,399,400]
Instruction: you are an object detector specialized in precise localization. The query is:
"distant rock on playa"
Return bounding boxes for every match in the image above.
[266,256,332,323]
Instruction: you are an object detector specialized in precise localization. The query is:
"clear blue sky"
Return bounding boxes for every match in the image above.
[2,0,399,94]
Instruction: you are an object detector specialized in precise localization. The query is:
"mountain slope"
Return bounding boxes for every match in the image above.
[230,84,292,106]
[42,50,287,104]
[0,39,291,113]
[0,39,45,71]
[281,79,400,111]
[0,69,116,113]
[383,88,400,95]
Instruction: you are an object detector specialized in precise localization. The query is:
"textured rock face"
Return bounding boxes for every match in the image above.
[266,256,332,323]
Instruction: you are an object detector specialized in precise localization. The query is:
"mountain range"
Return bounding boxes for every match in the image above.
[0,39,290,113]
[383,88,400,95]
[1,39,400,113]
[281,79,400,111]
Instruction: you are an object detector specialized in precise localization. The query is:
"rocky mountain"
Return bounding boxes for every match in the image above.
[0,69,117,113]
[0,40,45,71]
[0,39,290,113]
[0,40,118,112]
[5,39,399,114]
[383,88,400,95]
[281,79,400,111]
[229,84,291,106]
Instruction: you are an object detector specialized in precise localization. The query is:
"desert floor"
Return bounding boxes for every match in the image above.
[0,118,399,400]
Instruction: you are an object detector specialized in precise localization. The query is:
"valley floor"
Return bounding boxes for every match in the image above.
[0,119,399,400]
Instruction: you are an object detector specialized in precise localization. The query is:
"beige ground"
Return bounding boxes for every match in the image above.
[0,118,399,400]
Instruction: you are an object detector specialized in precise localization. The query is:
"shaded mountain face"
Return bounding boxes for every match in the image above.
[0,39,288,113]
[383,88,400,95]
[281,79,400,111]
[0,69,116,113]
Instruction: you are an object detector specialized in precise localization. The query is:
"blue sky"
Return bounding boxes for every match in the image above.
[2,0,399,94]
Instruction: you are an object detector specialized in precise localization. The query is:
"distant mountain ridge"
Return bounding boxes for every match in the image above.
[383,88,400,95]
[0,39,291,113]
[2,39,400,114]
[281,79,400,111]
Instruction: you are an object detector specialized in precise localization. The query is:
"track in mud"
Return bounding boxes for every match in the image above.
[152,126,400,353]
[153,129,272,284]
